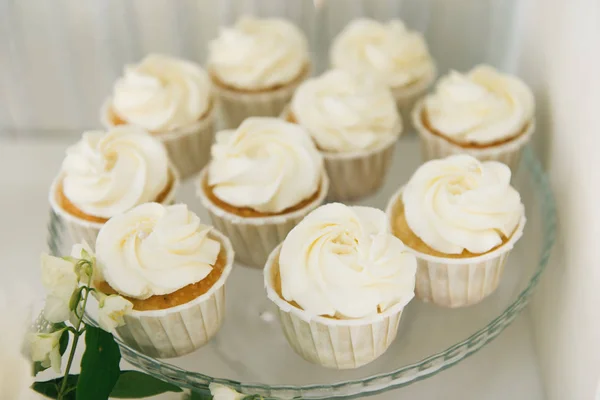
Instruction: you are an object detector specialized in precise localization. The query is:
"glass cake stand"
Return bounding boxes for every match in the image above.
[47,136,556,399]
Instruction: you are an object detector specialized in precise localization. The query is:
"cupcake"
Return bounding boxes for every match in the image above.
[264,203,417,369]
[285,69,402,201]
[101,54,215,179]
[197,117,328,268]
[330,19,436,128]
[94,203,234,358]
[49,125,179,247]
[386,155,526,308]
[413,65,535,171]
[207,16,310,129]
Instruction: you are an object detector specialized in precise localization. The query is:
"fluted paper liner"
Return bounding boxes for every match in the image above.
[280,106,401,201]
[264,246,409,369]
[197,167,329,268]
[48,165,179,249]
[412,100,536,172]
[323,137,398,201]
[212,67,311,129]
[391,66,436,133]
[102,100,216,180]
[115,229,234,358]
[386,187,526,308]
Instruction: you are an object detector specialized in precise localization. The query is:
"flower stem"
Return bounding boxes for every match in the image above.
[57,330,79,400]
[58,279,92,399]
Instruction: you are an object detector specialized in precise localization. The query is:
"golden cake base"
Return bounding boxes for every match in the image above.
[56,172,176,224]
[209,64,310,94]
[411,99,535,172]
[201,174,321,218]
[96,243,228,311]
[421,109,530,149]
[390,199,510,259]
[49,167,179,249]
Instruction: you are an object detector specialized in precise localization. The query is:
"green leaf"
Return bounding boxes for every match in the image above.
[32,324,70,376]
[69,287,83,311]
[188,389,213,400]
[110,371,183,398]
[76,325,121,400]
[32,361,46,376]
[59,326,70,354]
[32,375,78,400]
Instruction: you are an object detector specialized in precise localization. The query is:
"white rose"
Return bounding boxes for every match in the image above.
[29,329,64,373]
[98,295,133,332]
[209,383,245,400]
[40,254,78,323]
[0,283,38,399]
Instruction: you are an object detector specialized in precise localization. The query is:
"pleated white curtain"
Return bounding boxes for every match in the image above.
[0,0,522,135]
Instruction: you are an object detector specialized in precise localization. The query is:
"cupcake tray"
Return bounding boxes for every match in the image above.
[47,135,556,399]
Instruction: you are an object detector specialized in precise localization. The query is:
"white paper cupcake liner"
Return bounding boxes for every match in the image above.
[323,132,399,201]
[385,187,526,308]
[391,65,436,133]
[211,66,311,129]
[115,229,234,358]
[101,100,216,180]
[280,107,401,201]
[264,245,409,369]
[412,100,536,172]
[196,167,329,268]
[48,165,179,249]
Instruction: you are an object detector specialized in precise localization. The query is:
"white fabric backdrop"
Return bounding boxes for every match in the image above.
[516,0,600,398]
[0,0,521,134]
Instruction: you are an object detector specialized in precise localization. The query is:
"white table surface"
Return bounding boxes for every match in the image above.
[0,137,545,400]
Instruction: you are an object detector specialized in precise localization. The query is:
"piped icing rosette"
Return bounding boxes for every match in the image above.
[424,65,535,145]
[208,117,323,213]
[111,54,212,132]
[331,19,434,89]
[208,16,309,90]
[95,203,221,300]
[402,154,525,255]
[61,125,170,219]
[290,69,401,153]
[279,203,416,319]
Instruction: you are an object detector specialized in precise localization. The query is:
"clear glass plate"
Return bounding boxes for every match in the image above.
[47,136,556,399]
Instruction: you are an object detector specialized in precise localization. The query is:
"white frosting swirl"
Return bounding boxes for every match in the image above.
[331,19,434,89]
[279,203,417,319]
[208,16,309,90]
[208,117,323,213]
[402,155,524,255]
[111,54,212,132]
[61,126,170,219]
[291,69,401,152]
[96,203,221,300]
[424,65,535,145]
